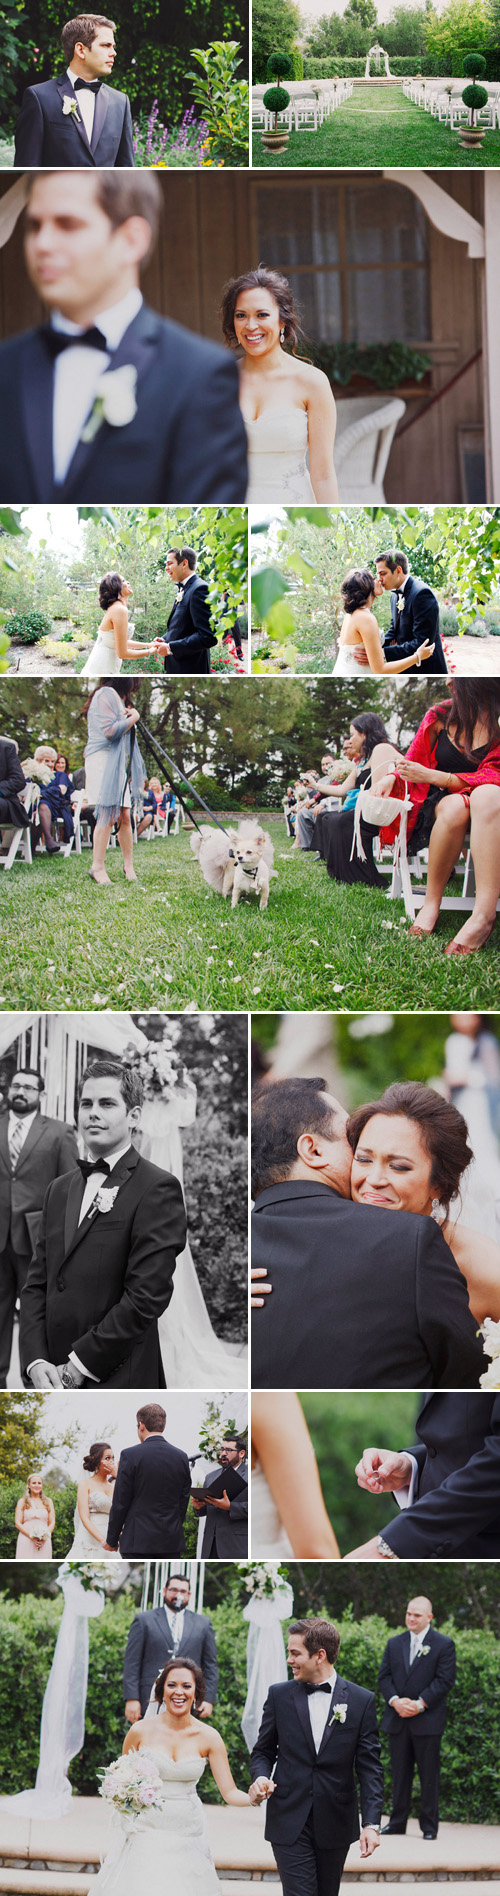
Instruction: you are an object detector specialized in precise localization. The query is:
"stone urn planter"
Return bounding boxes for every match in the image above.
[458,124,485,146]
[261,128,290,150]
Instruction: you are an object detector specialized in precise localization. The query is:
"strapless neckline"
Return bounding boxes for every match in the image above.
[245,406,316,503]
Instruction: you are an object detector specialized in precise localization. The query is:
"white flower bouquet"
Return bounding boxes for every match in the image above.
[58,1561,108,1593]
[238,1562,289,1600]
[25,1520,50,1543]
[99,1753,165,1828]
[479,1318,500,1389]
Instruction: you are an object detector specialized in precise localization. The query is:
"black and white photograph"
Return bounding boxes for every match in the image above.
[0,1009,247,1391]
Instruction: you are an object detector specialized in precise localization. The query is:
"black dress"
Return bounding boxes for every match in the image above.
[38,769,75,840]
[410,730,489,852]
[315,763,384,888]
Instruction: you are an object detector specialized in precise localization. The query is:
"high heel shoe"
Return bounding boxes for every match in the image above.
[408,921,436,940]
[444,921,496,957]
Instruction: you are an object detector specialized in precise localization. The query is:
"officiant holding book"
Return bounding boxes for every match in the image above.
[192,1436,248,1557]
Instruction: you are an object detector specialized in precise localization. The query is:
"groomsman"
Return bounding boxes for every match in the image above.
[378,1597,456,1839]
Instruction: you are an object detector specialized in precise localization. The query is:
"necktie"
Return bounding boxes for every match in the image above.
[78,1157,111,1180]
[8,1118,25,1170]
[305,1682,332,1695]
[42,324,109,360]
[74,77,102,92]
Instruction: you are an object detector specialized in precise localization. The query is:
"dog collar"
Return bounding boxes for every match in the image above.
[241,865,259,879]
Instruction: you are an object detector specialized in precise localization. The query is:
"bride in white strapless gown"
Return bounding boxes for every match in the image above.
[93,1662,249,1895]
[81,574,157,676]
[220,266,338,503]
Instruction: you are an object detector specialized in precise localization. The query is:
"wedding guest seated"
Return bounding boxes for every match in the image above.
[0,735,29,834]
[374,681,500,957]
[295,752,340,851]
[38,750,77,853]
[137,780,159,837]
[313,713,396,887]
[283,786,297,837]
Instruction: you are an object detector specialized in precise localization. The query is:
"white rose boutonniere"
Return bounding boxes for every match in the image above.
[81,365,138,444]
[420,1645,431,1656]
[62,96,81,117]
[93,1186,120,1216]
[396,595,405,614]
[330,1703,348,1727]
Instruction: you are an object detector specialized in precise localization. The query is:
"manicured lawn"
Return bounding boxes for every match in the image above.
[252,82,500,167]
[1,824,499,1012]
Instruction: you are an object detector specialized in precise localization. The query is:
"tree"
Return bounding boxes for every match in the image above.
[423,0,491,65]
[383,5,428,54]
[252,0,300,79]
[0,1393,78,1483]
[8,0,248,128]
[343,0,377,32]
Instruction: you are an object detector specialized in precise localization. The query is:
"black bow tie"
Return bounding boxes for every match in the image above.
[78,1157,111,1181]
[305,1682,332,1695]
[42,324,109,360]
[74,77,102,91]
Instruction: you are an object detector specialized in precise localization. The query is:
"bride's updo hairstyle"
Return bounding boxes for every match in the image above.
[82,1442,112,1474]
[347,1080,473,1220]
[155,1659,206,1713]
[220,266,303,354]
[99,574,125,611]
[341,570,376,612]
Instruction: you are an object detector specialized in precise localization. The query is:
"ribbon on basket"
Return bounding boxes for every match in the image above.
[350,786,412,864]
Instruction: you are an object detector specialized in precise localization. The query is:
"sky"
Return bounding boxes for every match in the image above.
[298,0,443,21]
[40,1390,248,1479]
[23,506,82,555]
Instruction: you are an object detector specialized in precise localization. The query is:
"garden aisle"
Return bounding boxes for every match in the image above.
[252,81,500,166]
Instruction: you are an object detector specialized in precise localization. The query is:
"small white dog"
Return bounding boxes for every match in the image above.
[191,819,276,912]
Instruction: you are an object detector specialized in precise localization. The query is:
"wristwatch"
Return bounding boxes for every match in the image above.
[377,1535,399,1560]
[60,1364,81,1389]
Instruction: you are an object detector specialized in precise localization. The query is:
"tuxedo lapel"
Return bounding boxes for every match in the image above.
[60,306,161,498]
[62,1144,139,1264]
[317,1675,348,1758]
[21,331,56,500]
[293,1682,316,1757]
[55,74,93,157]
[91,83,110,154]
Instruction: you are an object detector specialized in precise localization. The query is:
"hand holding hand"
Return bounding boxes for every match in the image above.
[29,1361,64,1389]
[354,1449,413,1493]
[416,640,435,665]
[360,1828,380,1858]
[249,1778,275,1805]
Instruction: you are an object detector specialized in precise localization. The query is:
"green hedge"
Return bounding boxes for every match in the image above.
[290,46,303,78]
[0,1598,499,1819]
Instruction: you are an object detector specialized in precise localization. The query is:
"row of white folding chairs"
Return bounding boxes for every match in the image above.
[403,77,500,128]
[252,79,353,134]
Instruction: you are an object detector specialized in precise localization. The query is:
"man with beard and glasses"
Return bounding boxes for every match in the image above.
[0,1068,78,1387]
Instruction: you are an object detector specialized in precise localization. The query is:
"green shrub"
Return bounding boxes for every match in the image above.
[290,46,303,78]
[462,81,489,111]
[462,50,487,78]
[308,340,432,390]
[7,609,51,645]
[263,82,290,111]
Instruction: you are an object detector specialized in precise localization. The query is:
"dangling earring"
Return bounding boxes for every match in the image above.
[280,327,285,344]
[431,1197,442,1222]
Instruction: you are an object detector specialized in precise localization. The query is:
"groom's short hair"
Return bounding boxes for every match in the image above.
[79,1058,144,1111]
[375,550,409,575]
[290,1619,341,1663]
[61,14,116,60]
[25,172,162,264]
[137,1403,167,1432]
[251,1077,340,1198]
[169,547,197,571]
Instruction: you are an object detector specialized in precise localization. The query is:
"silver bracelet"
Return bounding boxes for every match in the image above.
[377,1535,399,1560]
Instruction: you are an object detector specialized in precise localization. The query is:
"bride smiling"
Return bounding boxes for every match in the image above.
[220,266,338,503]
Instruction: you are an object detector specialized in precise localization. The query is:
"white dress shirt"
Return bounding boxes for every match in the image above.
[66,67,96,142]
[308,1669,337,1753]
[394,1457,419,1510]
[52,286,143,485]
[28,1140,131,1384]
[165,1604,185,1647]
[8,1107,38,1163]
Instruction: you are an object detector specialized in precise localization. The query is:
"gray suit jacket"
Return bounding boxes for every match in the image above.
[0,1111,78,1256]
[200,1462,248,1557]
[123,1605,219,1713]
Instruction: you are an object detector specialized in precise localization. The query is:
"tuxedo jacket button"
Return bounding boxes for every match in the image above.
[428,1446,437,1456]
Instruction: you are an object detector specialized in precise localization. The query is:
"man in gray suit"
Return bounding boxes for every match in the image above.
[0,1068,78,1385]
[194,1436,248,1558]
[123,1573,219,1720]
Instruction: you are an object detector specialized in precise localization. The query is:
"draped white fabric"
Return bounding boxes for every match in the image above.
[0,177,29,249]
[241,1585,294,1752]
[3,1574,104,1818]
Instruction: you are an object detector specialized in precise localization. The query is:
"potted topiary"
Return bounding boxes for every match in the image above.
[261,51,293,150]
[458,51,489,145]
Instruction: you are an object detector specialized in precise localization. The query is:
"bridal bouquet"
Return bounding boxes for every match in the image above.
[57,1561,108,1593]
[479,1318,500,1389]
[98,1753,165,1828]
[238,1562,290,1600]
[25,1520,50,1544]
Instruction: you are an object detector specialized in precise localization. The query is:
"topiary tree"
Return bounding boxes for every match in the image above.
[266,49,293,80]
[262,79,291,127]
[462,49,487,77]
[462,49,488,124]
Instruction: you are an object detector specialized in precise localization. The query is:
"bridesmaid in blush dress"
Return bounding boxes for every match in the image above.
[15,1474,54,1558]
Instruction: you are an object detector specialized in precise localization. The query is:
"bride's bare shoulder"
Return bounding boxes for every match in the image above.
[292,357,334,396]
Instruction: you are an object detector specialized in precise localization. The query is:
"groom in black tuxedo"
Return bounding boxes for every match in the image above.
[19,1057,186,1390]
[251,1079,484,1391]
[0,171,247,503]
[14,15,134,168]
[103,1403,192,1556]
[250,1617,384,1896]
[154,547,217,674]
[349,1392,500,1559]
[375,552,448,674]
[378,1596,456,1838]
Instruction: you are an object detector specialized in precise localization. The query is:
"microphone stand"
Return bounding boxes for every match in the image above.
[136,716,231,840]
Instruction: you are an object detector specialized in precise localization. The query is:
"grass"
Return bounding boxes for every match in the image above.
[1,823,500,1012]
[252,81,500,167]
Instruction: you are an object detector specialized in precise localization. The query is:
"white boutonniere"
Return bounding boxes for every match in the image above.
[93,1185,120,1216]
[175,587,185,602]
[396,594,405,613]
[81,365,137,444]
[420,1645,431,1656]
[329,1703,347,1727]
[62,96,81,118]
